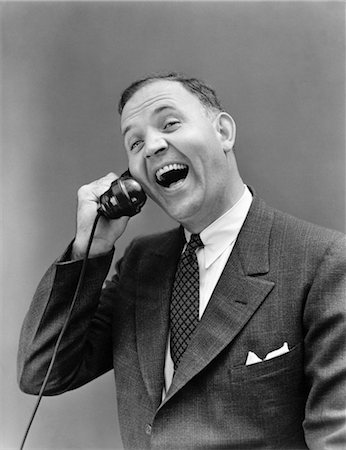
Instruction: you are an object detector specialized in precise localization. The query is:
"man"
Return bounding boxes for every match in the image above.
[18,73,346,449]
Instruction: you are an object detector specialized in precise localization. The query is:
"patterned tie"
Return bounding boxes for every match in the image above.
[170,233,204,370]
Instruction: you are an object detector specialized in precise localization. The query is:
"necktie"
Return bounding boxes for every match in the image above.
[170,233,204,370]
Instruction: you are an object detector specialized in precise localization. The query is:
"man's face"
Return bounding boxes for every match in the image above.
[121,80,234,232]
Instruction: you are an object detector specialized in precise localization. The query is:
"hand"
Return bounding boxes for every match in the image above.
[72,173,130,259]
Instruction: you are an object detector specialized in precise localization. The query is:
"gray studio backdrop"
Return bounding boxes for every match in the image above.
[1,1,345,449]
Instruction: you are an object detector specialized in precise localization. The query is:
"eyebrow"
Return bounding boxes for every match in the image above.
[122,105,178,137]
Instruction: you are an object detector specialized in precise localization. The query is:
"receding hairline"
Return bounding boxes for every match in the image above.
[118,73,224,116]
[121,80,211,116]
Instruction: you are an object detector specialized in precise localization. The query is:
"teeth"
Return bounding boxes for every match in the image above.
[156,163,187,181]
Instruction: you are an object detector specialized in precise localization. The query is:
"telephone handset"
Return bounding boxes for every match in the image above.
[98,170,147,219]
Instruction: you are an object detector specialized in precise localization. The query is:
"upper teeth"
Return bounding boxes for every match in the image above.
[156,163,187,181]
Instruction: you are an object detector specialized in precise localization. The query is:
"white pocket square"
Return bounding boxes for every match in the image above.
[245,342,289,366]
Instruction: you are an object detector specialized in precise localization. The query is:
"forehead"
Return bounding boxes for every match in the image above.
[120,80,203,132]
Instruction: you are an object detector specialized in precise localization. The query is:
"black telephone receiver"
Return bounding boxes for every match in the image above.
[98,170,147,220]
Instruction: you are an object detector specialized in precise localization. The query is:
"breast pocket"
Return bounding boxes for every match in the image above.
[228,343,306,440]
[229,342,303,383]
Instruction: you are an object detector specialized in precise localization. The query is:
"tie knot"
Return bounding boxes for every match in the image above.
[186,234,204,253]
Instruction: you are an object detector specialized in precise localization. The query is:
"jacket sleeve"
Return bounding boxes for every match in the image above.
[303,235,346,449]
[17,242,120,395]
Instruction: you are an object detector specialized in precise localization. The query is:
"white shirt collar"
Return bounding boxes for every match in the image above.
[184,185,253,269]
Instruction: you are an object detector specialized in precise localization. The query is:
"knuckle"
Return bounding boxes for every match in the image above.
[103,172,118,183]
[77,172,118,200]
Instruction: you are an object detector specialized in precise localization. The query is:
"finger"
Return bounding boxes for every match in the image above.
[99,172,119,182]
[79,173,119,201]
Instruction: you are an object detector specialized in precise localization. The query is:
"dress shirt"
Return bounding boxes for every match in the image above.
[163,185,253,398]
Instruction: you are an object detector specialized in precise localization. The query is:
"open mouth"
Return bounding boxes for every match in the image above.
[155,163,189,188]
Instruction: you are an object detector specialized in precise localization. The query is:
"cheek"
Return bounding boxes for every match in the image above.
[128,155,145,178]
[178,128,222,161]
[128,158,155,198]
[191,146,225,181]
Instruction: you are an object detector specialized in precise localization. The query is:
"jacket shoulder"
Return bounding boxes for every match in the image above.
[271,204,344,245]
[247,194,345,261]
[119,226,183,264]
[130,227,182,253]
[257,199,346,264]
[132,227,181,247]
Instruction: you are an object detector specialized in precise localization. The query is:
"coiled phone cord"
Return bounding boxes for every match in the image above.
[20,212,102,450]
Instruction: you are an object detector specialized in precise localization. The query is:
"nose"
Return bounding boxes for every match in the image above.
[145,129,168,158]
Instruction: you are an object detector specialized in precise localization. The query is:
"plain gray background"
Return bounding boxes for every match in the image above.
[1,1,345,448]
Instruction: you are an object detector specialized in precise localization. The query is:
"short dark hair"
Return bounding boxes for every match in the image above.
[118,72,223,115]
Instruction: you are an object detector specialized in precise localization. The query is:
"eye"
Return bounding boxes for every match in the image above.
[163,119,180,131]
[129,139,144,152]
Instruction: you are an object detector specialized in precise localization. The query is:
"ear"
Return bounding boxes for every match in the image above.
[215,112,236,153]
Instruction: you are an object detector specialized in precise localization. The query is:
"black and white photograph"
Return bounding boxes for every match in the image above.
[1,1,345,449]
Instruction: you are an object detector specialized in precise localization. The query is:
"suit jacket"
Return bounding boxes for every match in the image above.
[18,194,346,449]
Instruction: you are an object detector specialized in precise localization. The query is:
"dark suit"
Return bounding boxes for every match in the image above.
[18,194,346,449]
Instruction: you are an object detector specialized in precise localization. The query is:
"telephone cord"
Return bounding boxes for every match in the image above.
[20,212,102,450]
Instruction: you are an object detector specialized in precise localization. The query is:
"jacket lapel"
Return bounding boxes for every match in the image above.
[135,227,184,409]
[162,195,276,405]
